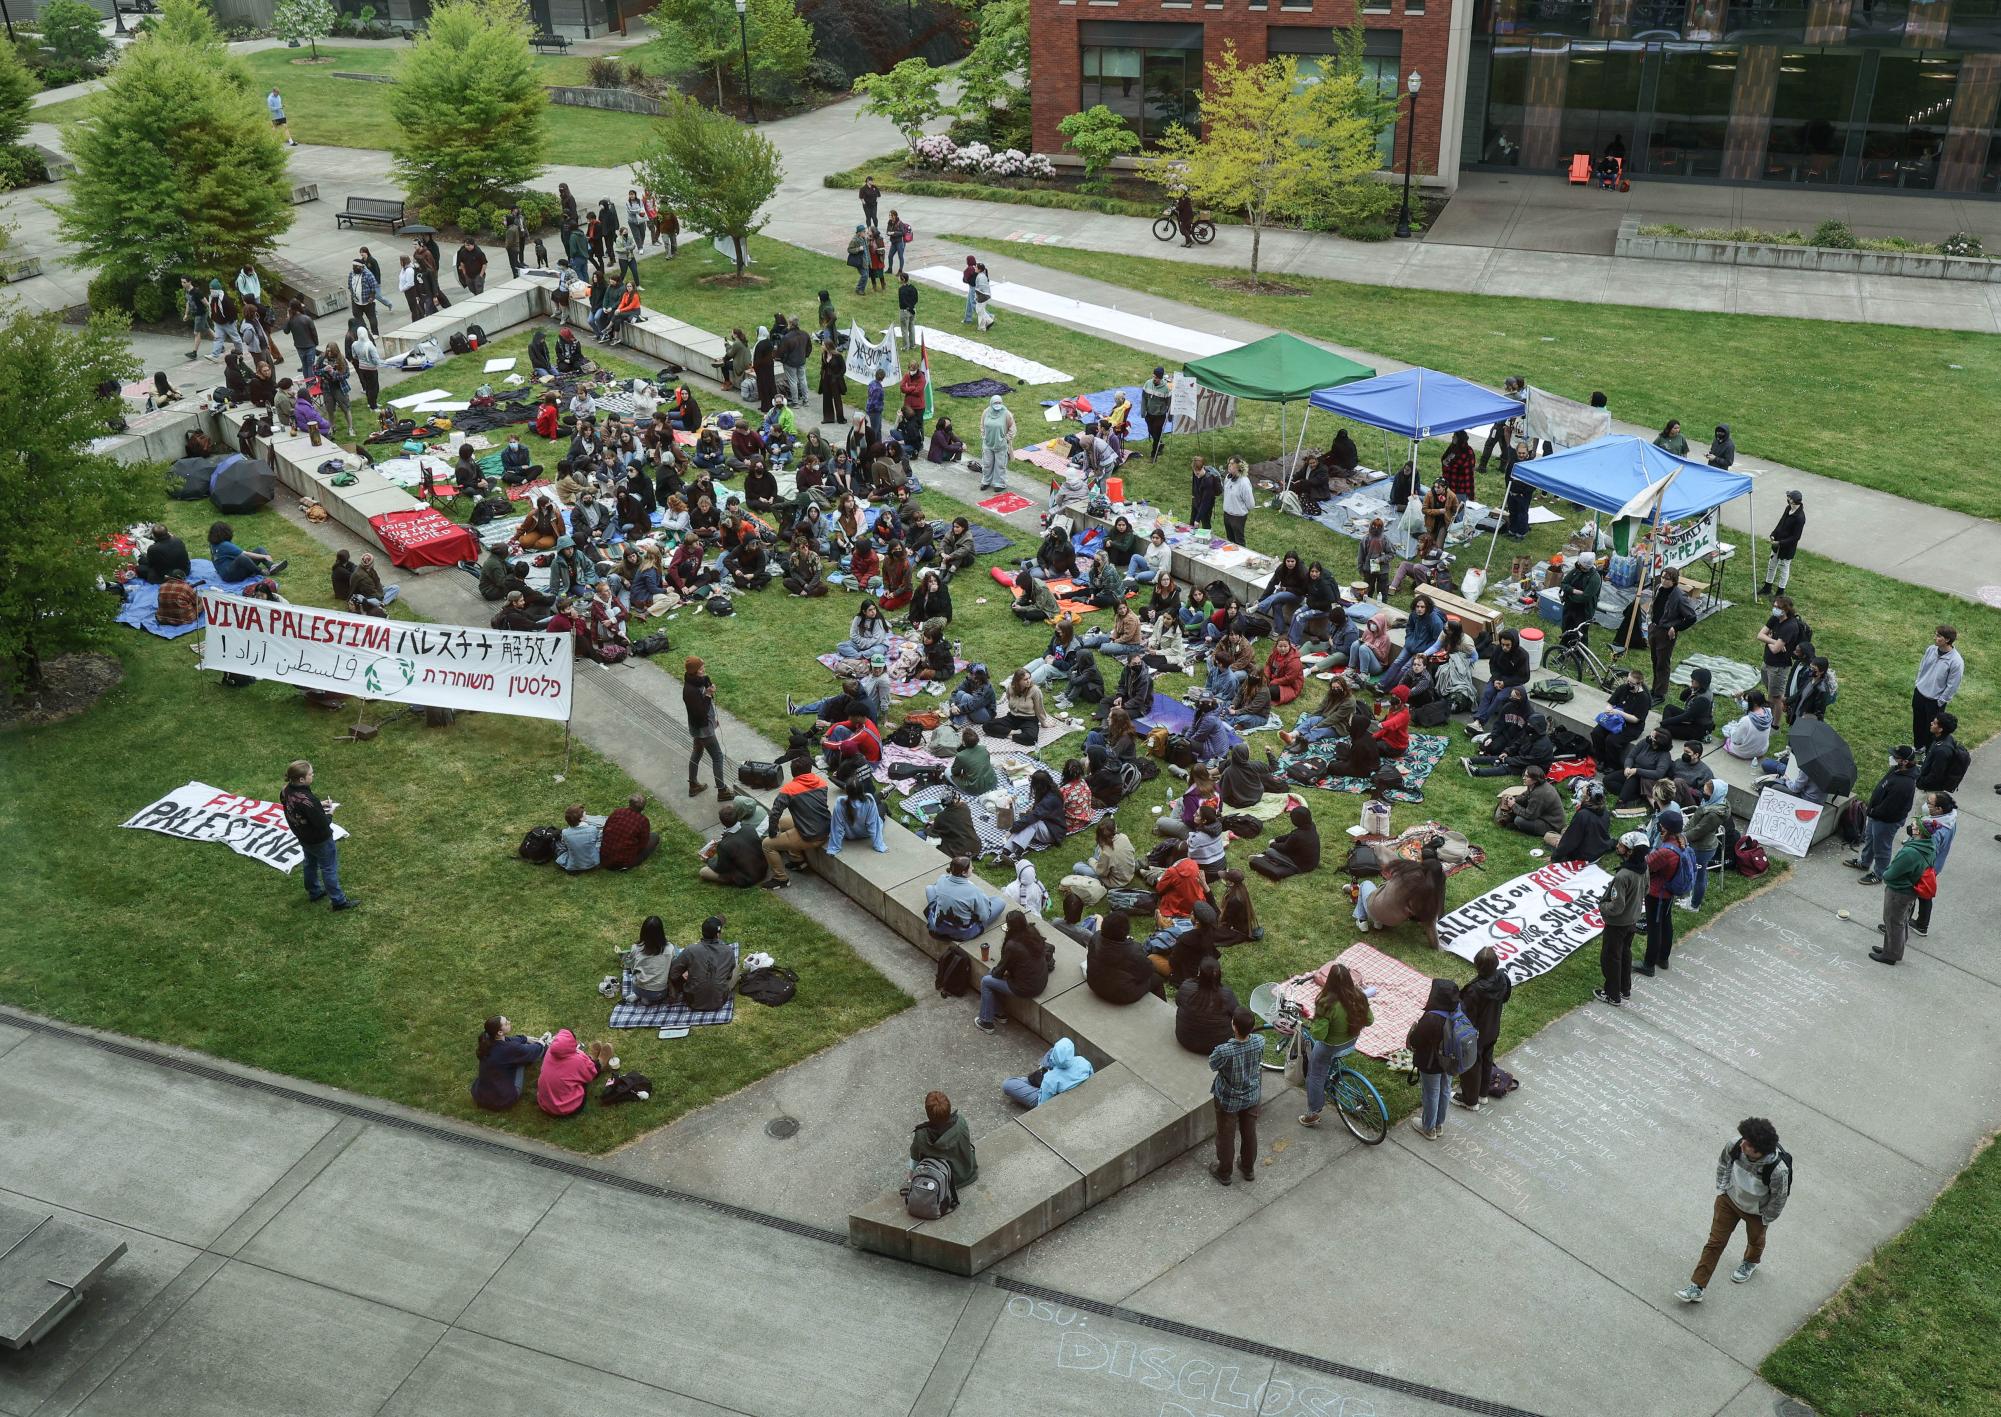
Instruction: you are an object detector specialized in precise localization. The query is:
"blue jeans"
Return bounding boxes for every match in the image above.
[1126,555,1159,584]
[1304,1040,1354,1116]
[1473,679,1516,725]
[1349,643,1384,677]
[963,286,979,323]
[854,265,868,295]
[1256,590,1301,619]
[1861,817,1898,876]
[889,238,905,274]
[791,696,834,716]
[951,692,992,724]
[1003,1076,1041,1107]
[1292,712,1336,745]
[978,973,1016,1026]
[301,837,347,904]
[1690,846,1717,908]
[1420,1071,1452,1131]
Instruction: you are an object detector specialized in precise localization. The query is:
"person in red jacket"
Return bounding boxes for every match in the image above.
[1639,808,1687,978]
[533,395,560,440]
[535,1029,598,1117]
[823,710,882,770]
[1150,845,1208,929]
[1265,637,1305,705]
[1373,684,1412,755]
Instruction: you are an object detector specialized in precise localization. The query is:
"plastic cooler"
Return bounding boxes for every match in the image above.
[1538,589,1564,624]
[1519,626,1545,670]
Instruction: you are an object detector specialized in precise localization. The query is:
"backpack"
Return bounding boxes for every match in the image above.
[737,759,782,790]
[600,1073,653,1105]
[1913,866,1938,901]
[1550,728,1593,760]
[902,1155,955,1220]
[1434,1008,1481,1076]
[1837,796,1867,847]
[470,496,511,525]
[1411,698,1451,728]
[887,721,924,749]
[1940,742,1971,791]
[518,825,561,863]
[466,323,486,348]
[737,964,798,1005]
[934,947,973,998]
[631,631,672,658]
[448,332,470,355]
[1753,1145,1793,1191]
[1669,843,1698,896]
[1529,678,1575,705]
[1733,837,1770,878]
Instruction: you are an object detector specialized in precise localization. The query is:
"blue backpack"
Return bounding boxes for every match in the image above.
[1433,1008,1482,1076]
[1669,843,1698,896]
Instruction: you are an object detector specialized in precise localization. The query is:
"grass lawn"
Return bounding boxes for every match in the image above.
[0,492,909,1154]
[1763,1136,2001,1417]
[946,236,2001,522]
[38,47,661,166]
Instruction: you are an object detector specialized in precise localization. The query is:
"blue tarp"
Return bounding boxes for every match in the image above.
[1306,368,1523,440]
[115,558,271,640]
[1510,435,1754,523]
[1040,386,1174,434]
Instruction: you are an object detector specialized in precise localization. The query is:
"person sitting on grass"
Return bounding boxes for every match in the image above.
[1495,764,1567,838]
[1002,1036,1093,1110]
[206,521,286,583]
[669,915,738,1009]
[346,552,397,617]
[620,915,676,1004]
[1549,780,1615,861]
[554,804,603,873]
[534,1028,598,1118]
[471,1015,546,1112]
[599,792,660,870]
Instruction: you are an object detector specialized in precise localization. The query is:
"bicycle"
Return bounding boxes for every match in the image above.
[1548,624,1623,692]
[1151,208,1217,246]
[1247,983,1388,1146]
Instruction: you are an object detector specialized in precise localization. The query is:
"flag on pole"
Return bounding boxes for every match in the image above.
[920,337,934,421]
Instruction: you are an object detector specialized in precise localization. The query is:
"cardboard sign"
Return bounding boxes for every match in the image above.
[1748,787,1821,859]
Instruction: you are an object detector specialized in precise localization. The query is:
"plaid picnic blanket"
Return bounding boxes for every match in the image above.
[607,954,738,1030]
[899,780,1112,861]
[1273,943,1435,1061]
[1275,733,1449,802]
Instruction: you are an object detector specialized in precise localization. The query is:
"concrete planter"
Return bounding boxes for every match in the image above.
[1616,215,2001,283]
[3,256,41,284]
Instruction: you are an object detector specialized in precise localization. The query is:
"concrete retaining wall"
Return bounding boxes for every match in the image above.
[1615,215,2001,283]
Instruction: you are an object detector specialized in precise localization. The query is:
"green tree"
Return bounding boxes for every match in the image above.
[852,56,949,154]
[389,0,547,225]
[273,0,338,60]
[0,41,36,147]
[642,0,813,110]
[949,0,1028,122]
[56,33,293,298]
[632,93,782,276]
[0,310,146,698]
[153,0,230,53]
[1057,105,1138,189]
[39,0,111,69]
[742,0,813,105]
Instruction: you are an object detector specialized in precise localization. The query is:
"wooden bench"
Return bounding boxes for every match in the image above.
[531,32,571,53]
[335,196,408,231]
[0,1201,128,1349]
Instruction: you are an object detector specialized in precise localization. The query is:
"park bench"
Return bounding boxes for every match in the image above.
[335,196,408,231]
[0,1200,128,1350]
[531,33,571,53]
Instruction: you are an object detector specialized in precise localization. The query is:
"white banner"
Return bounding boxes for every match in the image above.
[846,321,900,385]
[121,781,348,875]
[1635,510,1721,572]
[1748,787,1821,859]
[1169,374,1237,435]
[1523,386,1611,449]
[1436,859,1615,985]
[198,591,573,721]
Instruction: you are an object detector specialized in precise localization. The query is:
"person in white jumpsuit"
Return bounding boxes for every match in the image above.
[979,395,1015,491]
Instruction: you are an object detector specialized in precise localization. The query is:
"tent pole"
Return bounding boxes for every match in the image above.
[1622,499,1665,655]
[1745,480,1756,604]
[1479,511,1504,577]
[1290,410,1314,492]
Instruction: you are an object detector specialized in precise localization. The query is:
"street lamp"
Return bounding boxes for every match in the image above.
[736,0,758,124]
[1394,70,1421,240]
[112,0,128,38]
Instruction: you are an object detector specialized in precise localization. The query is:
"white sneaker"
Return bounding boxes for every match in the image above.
[1674,1283,1705,1303]
[1731,1261,1758,1284]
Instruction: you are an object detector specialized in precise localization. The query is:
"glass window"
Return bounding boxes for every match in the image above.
[1279,31,1402,166]
[1761,49,1861,181]
[1723,0,1811,42]
[1482,42,1532,163]
[1557,43,1647,162]
[1648,44,1742,174]
[1503,0,1596,36]
[1081,45,1202,147]
[1949,0,2001,46]
[1858,52,1955,187]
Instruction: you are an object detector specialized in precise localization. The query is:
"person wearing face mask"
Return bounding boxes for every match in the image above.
[1755,595,1806,722]
[499,434,539,485]
[1761,490,1804,599]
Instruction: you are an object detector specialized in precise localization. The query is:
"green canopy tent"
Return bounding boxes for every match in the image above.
[1182,332,1375,483]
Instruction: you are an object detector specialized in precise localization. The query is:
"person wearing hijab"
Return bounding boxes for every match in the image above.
[1327,427,1359,474]
[977,395,1017,491]
[1250,804,1321,882]
[1762,490,1805,598]
[1705,423,1736,470]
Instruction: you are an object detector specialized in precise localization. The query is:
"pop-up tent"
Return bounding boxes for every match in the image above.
[1183,333,1374,471]
[1307,368,1523,489]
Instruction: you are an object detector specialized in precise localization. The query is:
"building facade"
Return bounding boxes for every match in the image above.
[1462,0,2000,194]
[1028,0,1474,188]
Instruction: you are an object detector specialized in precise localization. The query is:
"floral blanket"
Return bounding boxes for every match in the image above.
[1274,733,1449,803]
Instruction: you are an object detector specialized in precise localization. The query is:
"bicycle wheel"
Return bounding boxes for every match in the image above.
[1192,219,1217,245]
[1152,217,1179,243]
[1332,1067,1389,1145]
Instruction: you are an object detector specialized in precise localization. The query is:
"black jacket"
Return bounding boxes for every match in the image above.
[713,827,767,886]
[898,282,918,312]
[1087,933,1157,1005]
[1550,803,1613,863]
[930,799,981,859]
[1769,506,1806,558]
[993,928,1054,998]
[1174,982,1241,1055]
[280,784,333,845]
[1460,971,1512,1045]
[1866,765,1917,823]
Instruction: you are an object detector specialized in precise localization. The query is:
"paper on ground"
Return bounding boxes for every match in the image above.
[389,387,452,408]
[483,357,517,372]
[410,400,472,412]
[910,267,1241,360]
[914,325,1071,385]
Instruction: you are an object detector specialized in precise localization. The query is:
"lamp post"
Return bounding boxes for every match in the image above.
[736,0,758,124]
[1394,69,1421,240]
[582,0,592,41]
[112,0,128,38]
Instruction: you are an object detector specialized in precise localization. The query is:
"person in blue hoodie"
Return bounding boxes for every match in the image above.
[825,777,888,855]
[1003,1036,1094,1108]
[471,1015,546,1111]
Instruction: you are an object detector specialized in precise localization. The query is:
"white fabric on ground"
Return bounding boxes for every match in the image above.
[914,325,1071,385]
[909,267,1241,360]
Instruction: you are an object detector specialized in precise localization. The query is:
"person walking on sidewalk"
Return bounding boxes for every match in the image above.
[280,760,356,911]
[1676,1118,1791,1304]
[1208,1008,1263,1185]
[683,655,728,798]
[1140,366,1173,463]
[267,87,297,145]
[1911,625,1963,751]
[1872,816,1935,966]
[1845,745,1918,885]
[1593,832,1650,1005]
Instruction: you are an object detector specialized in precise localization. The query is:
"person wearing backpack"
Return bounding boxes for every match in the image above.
[1456,948,1512,1110]
[669,916,737,1009]
[908,1089,978,1191]
[976,911,1055,1034]
[1593,832,1651,1006]
[1639,809,1691,976]
[1872,817,1935,966]
[1916,712,1969,793]
[1676,1117,1791,1303]
[1406,979,1474,1140]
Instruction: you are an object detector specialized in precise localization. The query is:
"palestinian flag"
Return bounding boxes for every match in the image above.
[920,337,934,421]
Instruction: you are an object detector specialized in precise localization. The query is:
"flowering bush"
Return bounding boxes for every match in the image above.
[1941,231,1985,259]
[911,135,1056,181]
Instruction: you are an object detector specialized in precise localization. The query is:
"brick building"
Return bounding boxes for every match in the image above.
[1028,0,1474,190]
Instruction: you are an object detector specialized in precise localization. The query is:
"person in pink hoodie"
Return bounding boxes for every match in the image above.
[535,1029,597,1117]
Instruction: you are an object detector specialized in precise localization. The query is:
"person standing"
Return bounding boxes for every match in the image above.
[1873,816,1935,965]
[1647,566,1696,704]
[978,395,1015,491]
[1593,831,1650,1005]
[346,258,382,337]
[624,188,648,252]
[1221,458,1254,545]
[284,301,319,377]
[1911,624,1963,751]
[1675,1118,1790,1304]
[859,176,880,231]
[503,205,526,276]
[896,272,918,349]
[1140,366,1173,462]
[866,368,885,447]
[683,655,729,798]
[1755,594,1805,723]
[886,208,907,274]
[1760,490,1805,598]
[456,238,488,296]
[350,323,382,411]
[1558,553,1602,647]
[1911,791,1955,938]
[959,253,980,324]
[1190,455,1221,530]
[1637,808,1686,976]
[1704,423,1736,470]
[1846,744,1918,885]
[267,87,296,145]
[280,760,355,911]
[1654,418,1689,455]
[819,340,848,428]
[1456,946,1512,1109]
[847,225,870,296]
[1404,979,1462,1140]
[1207,1008,1263,1185]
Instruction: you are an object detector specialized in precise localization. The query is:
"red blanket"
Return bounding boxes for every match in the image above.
[370,509,479,570]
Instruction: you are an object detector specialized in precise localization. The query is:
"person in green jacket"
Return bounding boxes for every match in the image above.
[949,729,997,796]
[1594,831,1650,1005]
[1873,818,1935,966]
[1560,553,1604,646]
[909,1090,978,1189]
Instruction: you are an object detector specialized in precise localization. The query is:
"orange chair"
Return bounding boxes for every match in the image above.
[1568,152,1592,184]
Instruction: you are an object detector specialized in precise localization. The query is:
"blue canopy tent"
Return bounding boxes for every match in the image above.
[1306,368,1524,440]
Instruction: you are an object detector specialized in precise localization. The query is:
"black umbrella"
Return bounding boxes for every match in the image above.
[396,223,439,236]
[1785,717,1856,797]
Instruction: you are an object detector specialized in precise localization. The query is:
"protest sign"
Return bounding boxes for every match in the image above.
[1170,374,1237,436]
[1636,510,1720,573]
[1436,860,1614,985]
[198,590,573,721]
[121,781,346,875]
[367,508,480,570]
[1749,787,1821,859]
[846,322,900,384]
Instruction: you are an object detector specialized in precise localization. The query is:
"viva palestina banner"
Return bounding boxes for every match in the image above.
[121,782,348,875]
[1436,859,1615,985]
[197,591,573,721]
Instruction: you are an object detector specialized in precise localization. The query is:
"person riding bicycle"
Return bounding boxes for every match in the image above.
[1175,193,1196,248]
